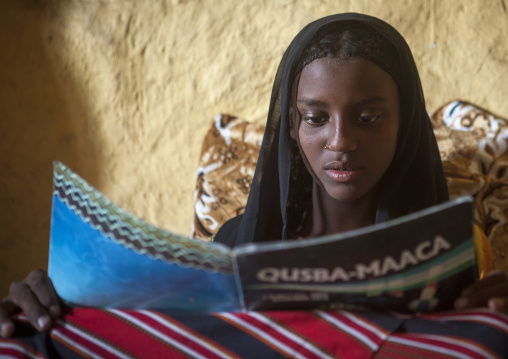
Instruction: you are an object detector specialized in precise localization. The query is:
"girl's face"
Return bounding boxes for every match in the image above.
[295,57,400,203]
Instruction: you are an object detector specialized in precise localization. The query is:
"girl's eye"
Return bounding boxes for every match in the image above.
[358,114,382,125]
[303,117,327,126]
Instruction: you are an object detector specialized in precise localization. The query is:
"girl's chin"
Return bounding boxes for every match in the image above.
[323,189,367,203]
[321,183,379,204]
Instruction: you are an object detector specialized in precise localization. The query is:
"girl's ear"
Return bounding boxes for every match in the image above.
[289,107,297,140]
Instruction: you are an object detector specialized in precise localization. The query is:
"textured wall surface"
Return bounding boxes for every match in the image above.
[1,0,507,294]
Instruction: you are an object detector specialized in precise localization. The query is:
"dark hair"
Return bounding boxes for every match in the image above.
[296,22,402,87]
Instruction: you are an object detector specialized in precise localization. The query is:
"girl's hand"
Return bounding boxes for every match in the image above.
[0,269,62,338]
[454,269,508,313]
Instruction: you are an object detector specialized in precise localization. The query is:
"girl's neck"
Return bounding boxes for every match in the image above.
[303,182,379,238]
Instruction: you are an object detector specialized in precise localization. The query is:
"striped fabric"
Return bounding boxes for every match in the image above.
[2,308,507,358]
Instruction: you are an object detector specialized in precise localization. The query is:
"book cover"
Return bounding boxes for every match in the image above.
[234,198,475,312]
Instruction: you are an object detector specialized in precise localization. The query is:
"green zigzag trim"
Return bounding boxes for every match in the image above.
[52,161,232,273]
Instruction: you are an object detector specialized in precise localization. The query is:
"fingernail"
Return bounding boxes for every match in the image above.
[488,298,502,311]
[37,315,50,330]
[1,322,14,337]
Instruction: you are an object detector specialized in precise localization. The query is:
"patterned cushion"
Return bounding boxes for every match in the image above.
[192,102,508,273]
[431,100,508,273]
[191,114,264,239]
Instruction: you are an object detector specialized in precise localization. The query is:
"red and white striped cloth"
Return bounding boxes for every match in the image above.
[1,308,507,358]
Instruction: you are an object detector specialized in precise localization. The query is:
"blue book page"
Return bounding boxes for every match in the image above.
[48,161,240,312]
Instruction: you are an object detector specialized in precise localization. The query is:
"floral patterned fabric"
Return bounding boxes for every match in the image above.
[192,101,508,274]
[431,100,508,273]
[192,114,263,239]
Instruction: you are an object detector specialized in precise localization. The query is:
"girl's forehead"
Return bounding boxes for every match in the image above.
[297,57,398,97]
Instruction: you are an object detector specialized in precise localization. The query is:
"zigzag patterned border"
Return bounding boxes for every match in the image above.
[52,161,232,274]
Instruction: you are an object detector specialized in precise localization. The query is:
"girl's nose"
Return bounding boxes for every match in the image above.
[325,118,358,153]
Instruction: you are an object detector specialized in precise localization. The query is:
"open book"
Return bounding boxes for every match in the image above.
[48,161,476,313]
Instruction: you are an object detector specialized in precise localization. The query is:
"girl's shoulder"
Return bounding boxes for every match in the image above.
[211,214,244,248]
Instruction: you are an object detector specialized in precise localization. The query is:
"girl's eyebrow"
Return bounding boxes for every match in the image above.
[297,96,388,107]
[354,96,388,106]
[296,98,326,107]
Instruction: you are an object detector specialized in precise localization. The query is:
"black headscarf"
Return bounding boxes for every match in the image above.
[215,13,448,247]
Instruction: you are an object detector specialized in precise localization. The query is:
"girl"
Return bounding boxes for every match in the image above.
[1,13,507,338]
[212,12,507,310]
[214,13,448,246]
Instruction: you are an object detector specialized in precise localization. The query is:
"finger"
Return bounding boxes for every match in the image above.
[0,301,16,338]
[488,298,508,314]
[25,269,62,318]
[460,270,507,296]
[455,281,508,309]
[9,280,52,331]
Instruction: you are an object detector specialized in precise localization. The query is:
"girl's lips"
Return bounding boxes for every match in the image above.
[325,168,362,182]
[324,162,363,182]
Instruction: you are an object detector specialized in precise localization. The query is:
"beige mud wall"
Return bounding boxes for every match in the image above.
[1,0,507,294]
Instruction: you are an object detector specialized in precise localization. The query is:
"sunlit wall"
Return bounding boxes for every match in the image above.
[1,0,507,294]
